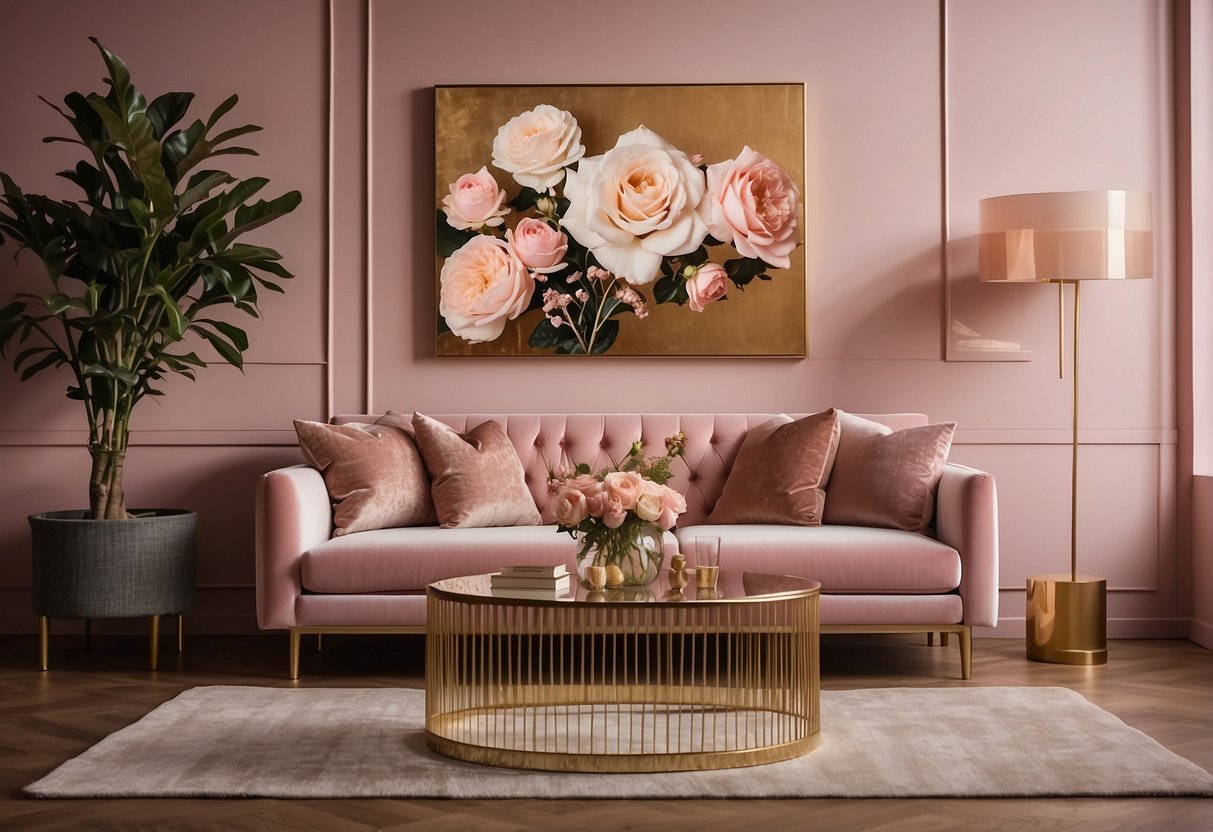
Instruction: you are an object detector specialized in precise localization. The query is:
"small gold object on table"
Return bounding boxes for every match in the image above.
[426,571,820,772]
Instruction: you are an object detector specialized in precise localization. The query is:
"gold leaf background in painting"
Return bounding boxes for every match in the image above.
[434,84,805,357]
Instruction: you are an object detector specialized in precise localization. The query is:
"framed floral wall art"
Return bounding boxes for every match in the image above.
[434,84,806,357]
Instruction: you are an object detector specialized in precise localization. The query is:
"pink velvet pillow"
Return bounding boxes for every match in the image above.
[709,410,841,525]
[411,412,542,529]
[823,411,956,532]
[294,412,436,536]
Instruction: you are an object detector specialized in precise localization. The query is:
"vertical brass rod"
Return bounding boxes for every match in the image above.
[177,614,184,653]
[1058,279,1065,379]
[1071,279,1081,582]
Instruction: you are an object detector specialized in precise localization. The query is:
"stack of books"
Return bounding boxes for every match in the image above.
[489,564,571,599]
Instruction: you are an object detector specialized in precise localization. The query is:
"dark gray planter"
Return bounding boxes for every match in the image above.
[29,509,196,619]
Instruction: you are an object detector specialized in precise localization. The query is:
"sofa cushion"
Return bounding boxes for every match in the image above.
[302,526,681,593]
[675,524,961,593]
[293,414,435,536]
[708,410,840,526]
[412,412,542,528]
[823,412,956,533]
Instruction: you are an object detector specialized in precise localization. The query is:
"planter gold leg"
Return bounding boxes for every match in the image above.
[289,628,301,680]
[960,627,972,680]
[177,614,184,653]
[149,615,160,671]
[39,616,49,671]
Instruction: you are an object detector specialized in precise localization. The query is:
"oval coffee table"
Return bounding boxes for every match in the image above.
[425,570,820,772]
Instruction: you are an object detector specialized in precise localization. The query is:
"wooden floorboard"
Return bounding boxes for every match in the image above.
[0,633,1210,831]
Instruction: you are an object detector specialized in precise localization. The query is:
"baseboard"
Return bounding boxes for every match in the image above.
[1188,618,1213,650]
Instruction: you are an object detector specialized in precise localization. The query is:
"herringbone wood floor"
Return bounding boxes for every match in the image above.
[1,633,1210,831]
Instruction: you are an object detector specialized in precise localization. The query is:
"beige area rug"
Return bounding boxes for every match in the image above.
[25,686,1213,799]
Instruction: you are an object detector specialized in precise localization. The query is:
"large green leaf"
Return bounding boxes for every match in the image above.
[88,94,173,213]
[146,92,194,139]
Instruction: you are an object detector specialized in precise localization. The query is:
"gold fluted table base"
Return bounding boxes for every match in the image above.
[1026,574,1107,665]
[425,572,820,772]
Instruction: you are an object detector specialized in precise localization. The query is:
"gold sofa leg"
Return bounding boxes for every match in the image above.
[960,626,972,680]
[289,628,301,680]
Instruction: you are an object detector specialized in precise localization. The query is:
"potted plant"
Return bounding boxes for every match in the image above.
[0,39,300,667]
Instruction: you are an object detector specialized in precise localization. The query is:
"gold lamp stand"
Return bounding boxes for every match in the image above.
[1025,280,1106,664]
[980,190,1152,667]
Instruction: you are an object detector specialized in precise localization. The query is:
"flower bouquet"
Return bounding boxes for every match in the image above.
[549,432,688,588]
[437,102,801,354]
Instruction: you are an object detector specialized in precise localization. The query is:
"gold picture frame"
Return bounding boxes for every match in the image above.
[434,84,806,357]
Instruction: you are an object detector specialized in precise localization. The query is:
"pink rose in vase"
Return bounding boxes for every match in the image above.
[704,146,800,269]
[442,166,509,231]
[553,487,589,527]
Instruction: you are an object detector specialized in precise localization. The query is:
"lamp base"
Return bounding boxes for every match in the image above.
[1025,574,1107,665]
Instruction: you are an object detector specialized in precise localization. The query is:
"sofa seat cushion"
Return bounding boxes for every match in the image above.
[675,524,960,594]
[302,526,679,594]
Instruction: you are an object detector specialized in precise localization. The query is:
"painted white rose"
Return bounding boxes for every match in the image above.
[439,235,534,343]
[491,104,586,191]
[561,126,709,286]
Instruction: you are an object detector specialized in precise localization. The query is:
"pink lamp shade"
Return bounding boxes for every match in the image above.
[978,190,1153,283]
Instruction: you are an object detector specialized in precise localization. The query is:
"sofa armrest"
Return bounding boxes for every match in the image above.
[255,464,332,629]
[935,462,999,628]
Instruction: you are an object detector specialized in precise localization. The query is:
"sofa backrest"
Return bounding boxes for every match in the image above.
[334,413,928,526]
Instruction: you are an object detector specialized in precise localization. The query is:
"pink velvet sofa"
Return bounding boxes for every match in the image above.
[256,412,998,679]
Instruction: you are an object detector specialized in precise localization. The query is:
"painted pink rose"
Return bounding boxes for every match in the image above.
[603,470,643,510]
[561,126,709,286]
[441,166,509,231]
[492,104,586,190]
[686,262,729,312]
[507,218,568,274]
[705,146,800,269]
[439,235,534,343]
[553,487,589,527]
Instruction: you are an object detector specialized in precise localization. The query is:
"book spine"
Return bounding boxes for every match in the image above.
[500,565,568,577]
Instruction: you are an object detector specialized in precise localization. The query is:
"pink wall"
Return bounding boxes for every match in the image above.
[0,0,1195,639]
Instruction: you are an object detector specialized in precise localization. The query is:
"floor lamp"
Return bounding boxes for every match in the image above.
[978,190,1153,665]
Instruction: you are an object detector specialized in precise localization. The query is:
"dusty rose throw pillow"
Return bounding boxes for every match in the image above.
[709,410,841,526]
[294,412,436,536]
[822,411,956,532]
[411,412,542,529]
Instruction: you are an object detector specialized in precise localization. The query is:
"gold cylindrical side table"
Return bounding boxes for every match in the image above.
[426,571,820,772]
[1025,573,1107,665]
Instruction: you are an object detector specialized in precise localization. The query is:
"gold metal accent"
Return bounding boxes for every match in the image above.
[149,615,160,671]
[425,573,820,771]
[317,633,323,652]
[39,616,49,671]
[177,614,184,653]
[1026,574,1107,665]
[434,84,807,358]
[821,624,973,680]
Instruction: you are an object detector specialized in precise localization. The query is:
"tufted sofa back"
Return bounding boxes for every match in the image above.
[335,413,928,526]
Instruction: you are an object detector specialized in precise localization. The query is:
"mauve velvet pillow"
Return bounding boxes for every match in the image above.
[708,410,841,526]
[822,411,956,533]
[412,412,542,529]
[294,413,436,536]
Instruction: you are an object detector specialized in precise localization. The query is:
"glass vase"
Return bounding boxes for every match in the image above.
[574,519,665,589]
